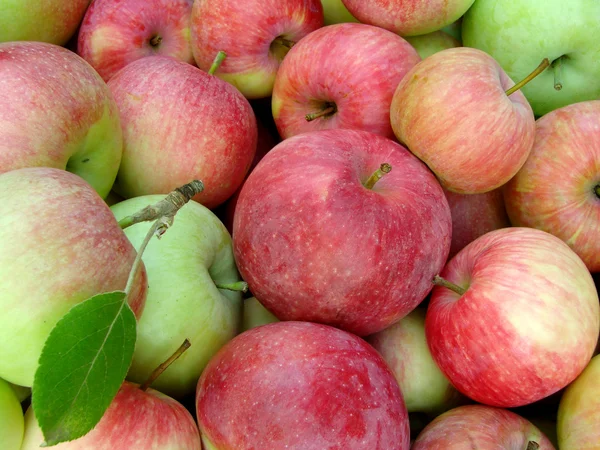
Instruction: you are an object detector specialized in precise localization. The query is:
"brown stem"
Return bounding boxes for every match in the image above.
[208,51,227,76]
[124,218,165,297]
[215,281,248,293]
[272,36,295,49]
[363,163,392,190]
[149,35,162,47]
[432,275,466,296]
[552,57,563,91]
[140,339,191,392]
[505,58,550,96]
[526,441,539,450]
[305,105,336,122]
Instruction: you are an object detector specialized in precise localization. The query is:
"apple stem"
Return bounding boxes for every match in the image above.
[272,36,295,49]
[140,339,191,392]
[124,218,165,298]
[526,441,539,450]
[118,180,204,230]
[149,35,162,47]
[215,281,249,293]
[432,275,466,296]
[552,57,563,91]
[208,51,227,76]
[363,163,392,190]
[305,105,337,122]
[505,58,550,96]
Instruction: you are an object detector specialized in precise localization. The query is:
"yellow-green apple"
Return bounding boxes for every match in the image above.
[21,381,201,449]
[77,0,194,82]
[0,0,89,45]
[233,129,452,336]
[111,195,243,399]
[557,355,600,449]
[426,227,600,408]
[504,100,600,272]
[190,0,323,99]
[241,297,279,332]
[405,30,461,59]
[341,0,475,36]
[0,168,147,387]
[462,0,600,117]
[0,377,24,450]
[412,405,556,449]
[272,23,421,140]
[0,41,123,199]
[367,308,464,416]
[107,55,257,209]
[8,382,31,403]
[321,0,358,25]
[390,47,536,194]
[196,321,410,449]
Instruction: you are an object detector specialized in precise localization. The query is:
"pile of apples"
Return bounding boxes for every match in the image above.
[1,0,599,449]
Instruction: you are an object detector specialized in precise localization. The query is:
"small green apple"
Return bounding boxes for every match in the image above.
[241,297,279,332]
[0,378,24,450]
[405,30,461,59]
[321,0,359,25]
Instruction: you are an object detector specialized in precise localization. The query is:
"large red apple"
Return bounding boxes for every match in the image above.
[426,227,600,408]
[233,129,451,336]
[196,321,409,449]
[271,23,420,140]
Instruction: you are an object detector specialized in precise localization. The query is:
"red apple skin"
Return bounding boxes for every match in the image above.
[271,23,421,140]
[77,0,194,82]
[233,129,452,336]
[108,56,257,209]
[504,100,600,273]
[426,227,600,408]
[21,382,201,449]
[391,47,535,194]
[196,321,410,450]
[412,405,555,449]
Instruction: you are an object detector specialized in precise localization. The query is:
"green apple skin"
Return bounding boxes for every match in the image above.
[441,18,462,41]
[462,0,600,117]
[111,195,243,399]
[405,31,461,59]
[0,378,24,450]
[321,0,359,25]
[241,297,279,332]
[557,355,600,449]
[8,382,30,403]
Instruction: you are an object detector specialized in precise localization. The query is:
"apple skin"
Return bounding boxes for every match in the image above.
[241,297,279,332]
[504,100,600,273]
[557,355,600,449]
[426,227,600,408]
[412,405,555,449]
[196,321,410,449]
[321,0,358,25]
[107,55,257,210]
[462,0,600,117]
[0,168,147,387]
[390,47,535,194]
[21,381,201,450]
[404,30,461,60]
[0,41,123,199]
[0,0,89,45]
[111,195,243,399]
[233,129,452,336]
[341,0,475,36]
[272,23,421,140]
[190,0,324,99]
[0,377,24,450]
[77,0,194,82]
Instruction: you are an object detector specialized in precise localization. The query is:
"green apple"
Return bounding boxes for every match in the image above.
[0,378,24,450]
[111,195,243,398]
[241,297,279,332]
[8,382,30,403]
[462,0,600,116]
[321,0,359,25]
[405,30,461,59]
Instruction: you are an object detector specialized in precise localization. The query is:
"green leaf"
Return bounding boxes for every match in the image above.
[32,291,136,447]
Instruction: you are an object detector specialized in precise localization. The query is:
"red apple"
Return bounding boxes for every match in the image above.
[77,0,194,82]
[272,23,421,140]
[107,55,257,209]
[504,100,600,272]
[233,129,451,336]
[426,227,600,408]
[390,47,536,194]
[190,0,323,99]
[196,321,410,449]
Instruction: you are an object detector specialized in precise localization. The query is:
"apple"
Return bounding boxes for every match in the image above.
[405,30,461,60]
[111,195,243,399]
[412,405,555,449]
[321,0,359,25]
[0,377,24,450]
[557,355,600,449]
[107,55,258,210]
[426,227,600,408]
[0,0,89,45]
[0,41,123,199]
[0,167,147,387]
[190,0,324,99]
[272,23,421,140]
[241,297,279,332]
[21,381,201,449]
[341,0,475,36]
[503,100,600,273]
[77,0,194,82]
[8,382,31,403]
[390,47,536,194]
[462,0,600,117]
[233,129,452,336]
[196,321,410,449]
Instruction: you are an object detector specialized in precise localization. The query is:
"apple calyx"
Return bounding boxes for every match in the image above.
[272,36,295,50]
[363,163,392,190]
[505,58,550,97]
[594,184,600,199]
[526,441,539,450]
[149,35,163,48]
[305,103,337,122]
[269,36,295,62]
[208,51,227,76]
[215,281,249,293]
[551,56,565,91]
[432,275,466,296]
[140,339,191,392]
